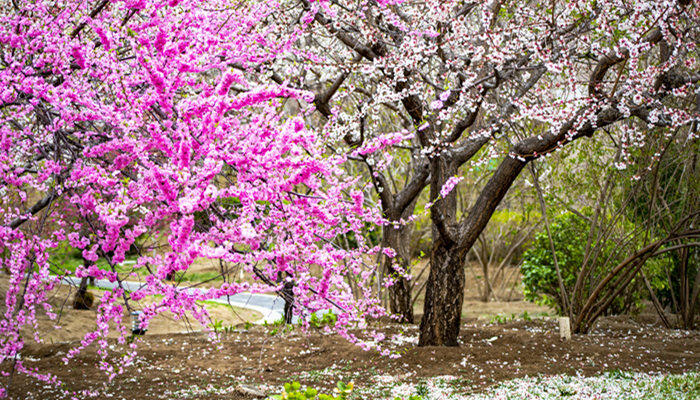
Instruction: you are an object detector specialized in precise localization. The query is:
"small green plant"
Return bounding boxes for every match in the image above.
[307,310,337,329]
[605,369,631,379]
[489,311,534,325]
[210,318,224,333]
[209,319,236,334]
[264,317,286,328]
[265,318,296,336]
[271,381,353,400]
[489,313,514,324]
[414,381,429,397]
[556,384,577,396]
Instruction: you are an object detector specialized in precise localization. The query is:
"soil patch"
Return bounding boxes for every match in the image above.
[4,317,699,399]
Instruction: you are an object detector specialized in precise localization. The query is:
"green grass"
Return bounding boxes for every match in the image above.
[50,253,228,285]
[48,251,136,275]
[49,245,234,285]
[637,372,700,400]
[173,271,225,283]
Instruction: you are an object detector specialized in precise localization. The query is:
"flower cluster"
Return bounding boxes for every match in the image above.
[0,0,390,394]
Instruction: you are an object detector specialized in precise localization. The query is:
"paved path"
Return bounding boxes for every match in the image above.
[60,276,287,324]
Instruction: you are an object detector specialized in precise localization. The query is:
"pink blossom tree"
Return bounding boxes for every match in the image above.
[0,0,389,395]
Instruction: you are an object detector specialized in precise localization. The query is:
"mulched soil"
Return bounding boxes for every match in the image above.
[4,316,699,400]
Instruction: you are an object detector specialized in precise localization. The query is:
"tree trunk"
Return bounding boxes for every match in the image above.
[73,276,93,310]
[418,242,466,346]
[388,271,413,323]
[419,156,527,345]
[383,221,414,323]
[481,260,492,302]
[678,248,694,329]
[419,154,470,346]
[282,280,294,324]
[417,106,624,345]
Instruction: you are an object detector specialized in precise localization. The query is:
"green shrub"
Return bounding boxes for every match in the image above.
[521,212,588,313]
[520,212,668,315]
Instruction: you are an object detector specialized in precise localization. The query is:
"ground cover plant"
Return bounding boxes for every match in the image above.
[378,371,700,400]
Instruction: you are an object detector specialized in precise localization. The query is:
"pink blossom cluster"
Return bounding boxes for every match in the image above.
[0,0,391,395]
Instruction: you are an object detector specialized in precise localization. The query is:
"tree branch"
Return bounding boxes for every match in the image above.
[8,190,58,229]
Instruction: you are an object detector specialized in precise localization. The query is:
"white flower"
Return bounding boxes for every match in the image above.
[240,222,256,239]
[430,100,443,110]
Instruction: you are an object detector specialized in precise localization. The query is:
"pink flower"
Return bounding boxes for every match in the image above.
[440,176,463,198]
[71,47,86,69]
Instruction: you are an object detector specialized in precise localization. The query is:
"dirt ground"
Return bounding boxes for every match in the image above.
[4,315,699,400]
[0,277,261,344]
[2,265,695,399]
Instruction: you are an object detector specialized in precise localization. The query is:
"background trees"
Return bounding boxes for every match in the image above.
[624,129,700,330]
[522,113,699,332]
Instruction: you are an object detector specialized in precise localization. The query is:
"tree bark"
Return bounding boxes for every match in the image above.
[388,264,413,323]
[678,248,694,329]
[481,260,492,302]
[73,276,93,310]
[418,242,466,346]
[419,155,527,345]
[282,280,294,324]
[383,209,416,324]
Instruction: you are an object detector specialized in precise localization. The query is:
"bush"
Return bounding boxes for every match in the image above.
[307,310,337,329]
[521,213,587,313]
[521,212,668,315]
